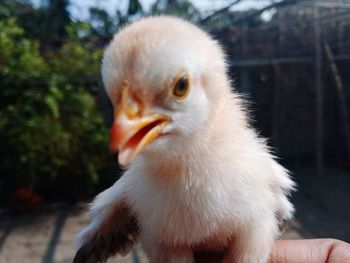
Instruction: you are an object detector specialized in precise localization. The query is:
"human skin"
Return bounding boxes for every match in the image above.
[195,239,350,263]
[270,239,350,263]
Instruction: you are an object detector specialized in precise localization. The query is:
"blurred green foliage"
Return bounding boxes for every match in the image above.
[0,0,260,205]
[0,13,108,203]
[0,0,208,205]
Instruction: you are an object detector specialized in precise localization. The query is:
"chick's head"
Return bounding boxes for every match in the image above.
[102,16,229,165]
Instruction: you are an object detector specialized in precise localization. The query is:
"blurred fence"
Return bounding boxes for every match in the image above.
[211,1,350,175]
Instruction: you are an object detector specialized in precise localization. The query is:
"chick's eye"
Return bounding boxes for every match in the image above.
[173,75,190,99]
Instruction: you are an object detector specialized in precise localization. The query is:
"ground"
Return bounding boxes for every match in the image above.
[0,166,349,263]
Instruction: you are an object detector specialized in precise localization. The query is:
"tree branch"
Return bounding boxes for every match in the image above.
[201,0,242,24]
[232,0,305,25]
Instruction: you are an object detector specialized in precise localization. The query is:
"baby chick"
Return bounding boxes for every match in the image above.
[74,16,295,263]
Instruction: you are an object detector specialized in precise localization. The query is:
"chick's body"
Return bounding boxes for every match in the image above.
[75,16,295,263]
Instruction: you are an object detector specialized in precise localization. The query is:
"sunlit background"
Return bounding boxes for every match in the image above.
[0,0,349,262]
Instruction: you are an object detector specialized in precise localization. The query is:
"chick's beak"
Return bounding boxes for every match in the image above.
[109,87,170,166]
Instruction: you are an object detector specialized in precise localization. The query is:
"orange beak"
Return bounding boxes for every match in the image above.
[110,85,170,166]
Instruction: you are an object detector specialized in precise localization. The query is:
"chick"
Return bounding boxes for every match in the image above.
[74,16,295,263]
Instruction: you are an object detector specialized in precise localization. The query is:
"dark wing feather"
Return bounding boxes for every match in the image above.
[73,202,139,263]
[276,211,288,235]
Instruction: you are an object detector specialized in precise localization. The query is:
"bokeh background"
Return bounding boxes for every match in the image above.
[0,0,349,262]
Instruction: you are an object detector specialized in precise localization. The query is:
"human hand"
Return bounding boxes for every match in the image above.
[270,239,350,263]
[195,239,350,263]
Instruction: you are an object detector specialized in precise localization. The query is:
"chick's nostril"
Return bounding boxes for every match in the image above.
[119,83,143,119]
[125,95,141,119]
